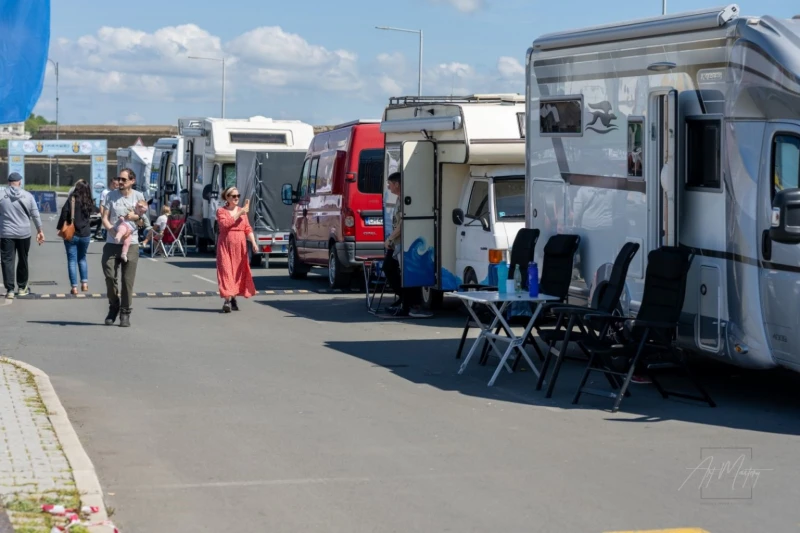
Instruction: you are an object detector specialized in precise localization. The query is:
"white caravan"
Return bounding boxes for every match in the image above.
[380,95,527,308]
[116,144,154,201]
[525,5,800,372]
[149,136,187,219]
[178,116,315,253]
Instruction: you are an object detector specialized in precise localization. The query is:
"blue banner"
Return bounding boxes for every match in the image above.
[30,191,57,214]
[0,0,51,123]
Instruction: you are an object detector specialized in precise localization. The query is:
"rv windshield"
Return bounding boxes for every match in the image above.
[222,163,236,189]
[494,178,525,220]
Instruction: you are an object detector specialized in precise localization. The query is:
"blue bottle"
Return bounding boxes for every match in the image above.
[497,262,509,293]
[528,262,539,297]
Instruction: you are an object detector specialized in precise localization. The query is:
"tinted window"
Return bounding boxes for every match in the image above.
[494,179,525,220]
[686,118,721,189]
[539,98,582,135]
[194,155,203,184]
[222,163,236,189]
[358,149,385,194]
[627,119,643,177]
[298,159,311,198]
[309,158,319,195]
[773,135,800,199]
[229,132,287,144]
[467,181,489,218]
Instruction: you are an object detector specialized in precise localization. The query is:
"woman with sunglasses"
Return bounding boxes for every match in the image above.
[216,187,258,313]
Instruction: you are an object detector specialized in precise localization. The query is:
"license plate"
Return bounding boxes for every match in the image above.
[365,217,383,226]
[282,245,287,253]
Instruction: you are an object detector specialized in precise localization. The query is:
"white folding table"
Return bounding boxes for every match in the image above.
[455,290,558,387]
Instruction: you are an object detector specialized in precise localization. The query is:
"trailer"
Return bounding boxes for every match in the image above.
[526,5,800,372]
[235,149,306,268]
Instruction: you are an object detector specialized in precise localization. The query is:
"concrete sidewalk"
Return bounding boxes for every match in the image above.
[0,359,116,532]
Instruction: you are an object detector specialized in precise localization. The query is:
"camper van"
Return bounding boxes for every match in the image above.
[525,5,800,372]
[178,116,314,253]
[380,95,527,308]
[116,144,154,201]
[149,136,187,220]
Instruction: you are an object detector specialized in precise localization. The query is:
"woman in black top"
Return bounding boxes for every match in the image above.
[57,180,94,294]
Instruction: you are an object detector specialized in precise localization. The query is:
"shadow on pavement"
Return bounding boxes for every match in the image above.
[27,320,104,327]
[325,337,800,436]
[147,306,223,314]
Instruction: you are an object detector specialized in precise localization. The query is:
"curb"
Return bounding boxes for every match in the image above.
[1,358,115,533]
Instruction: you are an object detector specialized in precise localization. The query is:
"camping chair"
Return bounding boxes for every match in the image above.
[571,246,716,413]
[535,241,640,398]
[163,217,187,257]
[476,233,581,367]
[454,228,540,360]
[360,256,394,315]
[150,229,168,258]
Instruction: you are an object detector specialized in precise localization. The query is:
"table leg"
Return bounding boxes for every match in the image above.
[457,301,497,374]
[487,302,544,386]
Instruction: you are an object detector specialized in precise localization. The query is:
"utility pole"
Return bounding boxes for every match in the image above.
[375,26,423,97]
[48,58,60,186]
[663,0,667,15]
[188,56,226,118]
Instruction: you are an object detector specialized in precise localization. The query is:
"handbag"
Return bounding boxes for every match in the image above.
[58,197,76,241]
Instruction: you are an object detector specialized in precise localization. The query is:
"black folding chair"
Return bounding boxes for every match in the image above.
[454,228,540,360]
[535,241,640,398]
[572,246,716,412]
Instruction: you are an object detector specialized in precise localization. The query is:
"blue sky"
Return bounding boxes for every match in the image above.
[34,0,797,126]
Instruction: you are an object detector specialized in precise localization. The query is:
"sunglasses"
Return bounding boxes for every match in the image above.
[228,194,240,198]
[116,176,130,181]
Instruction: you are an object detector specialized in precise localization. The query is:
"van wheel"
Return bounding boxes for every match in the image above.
[328,247,351,289]
[248,247,264,268]
[464,268,478,286]
[288,240,308,279]
[422,287,444,310]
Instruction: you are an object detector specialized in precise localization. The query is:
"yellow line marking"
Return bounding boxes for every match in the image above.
[56,294,65,298]
[604,529,711,533]
[181,291,192,295]
[40,294,50,298]
[92,293,102,297]
[147,292,156,297]
[298,290,309,293]
[161,292,171,297]
[284,290,294,294]
[75,294,85,298]
[265,290,276,294]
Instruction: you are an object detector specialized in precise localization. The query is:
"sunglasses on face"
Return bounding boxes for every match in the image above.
[116,176,130,182]
[229,194,240,199]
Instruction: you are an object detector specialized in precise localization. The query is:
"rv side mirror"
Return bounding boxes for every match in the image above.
[452,208,465,225]
[769,188,800,244]
[202,184,214,201]
[281,183,296,205]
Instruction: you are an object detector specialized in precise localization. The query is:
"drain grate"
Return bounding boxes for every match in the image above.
[28,281,58,286]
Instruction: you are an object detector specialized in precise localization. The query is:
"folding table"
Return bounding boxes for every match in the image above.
[455,290,558,386]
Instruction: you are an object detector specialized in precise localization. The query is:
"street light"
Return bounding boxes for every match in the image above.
[662,0,667,14]
[188,55,226,118]
[47,58,59,187]
[375,26,423,97]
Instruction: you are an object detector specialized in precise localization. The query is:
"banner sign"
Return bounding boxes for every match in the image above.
[30,191,58,213]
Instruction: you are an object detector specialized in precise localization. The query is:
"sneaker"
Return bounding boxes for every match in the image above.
[5,291,14,300]
[222,301,232,313]
[408,306,433,318]
[630,374,652,384]
[231,298,239,311]
[16,287,29,297]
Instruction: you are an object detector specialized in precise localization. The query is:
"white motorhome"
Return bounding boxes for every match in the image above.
[149,136,187,220]
[178,116,315,253]
[380,95,527,308]
[116,144,154,201]
[526,5,800,372]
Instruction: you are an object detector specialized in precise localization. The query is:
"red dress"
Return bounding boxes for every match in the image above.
[216,208,256,299]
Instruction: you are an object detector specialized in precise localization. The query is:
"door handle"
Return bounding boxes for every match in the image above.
[762,229,772,261]
[480,247,488,250]
[461,231,465,236]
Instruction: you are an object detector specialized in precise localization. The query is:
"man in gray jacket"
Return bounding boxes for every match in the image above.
[0,173,45,299]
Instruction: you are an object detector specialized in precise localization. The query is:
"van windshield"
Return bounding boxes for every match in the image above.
[222,163,236,189]
[494,178,525,221]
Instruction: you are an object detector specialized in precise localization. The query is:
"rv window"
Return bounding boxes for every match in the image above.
[773,135,800,199]
[222,164,236,189]
[229,132,287,144]
[194,155,203,184]
[211,165,220,192]
[686,118,721,189]
[539,98,582,136]
[358,149,385,194]
[309,158,319,195]
[627,119,643,177]
[467,181,490,219]
[169,164,178,188]
[494,179,525,220]
[298,159,311,198]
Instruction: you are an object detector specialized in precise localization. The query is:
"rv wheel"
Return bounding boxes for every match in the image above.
[328,247,351,289]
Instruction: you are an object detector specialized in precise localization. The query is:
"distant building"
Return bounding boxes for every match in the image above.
[0,122,28,140]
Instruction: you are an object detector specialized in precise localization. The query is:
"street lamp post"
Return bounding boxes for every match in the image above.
[375,26,423,97]
[663,0,667,14]
[188,56,226,118]
[47,58,60,187]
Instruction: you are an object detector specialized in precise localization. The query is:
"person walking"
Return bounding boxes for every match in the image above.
[101,168,149,327]
[0,172,44,300]
[56,180,94,295]
[215,186,257,313]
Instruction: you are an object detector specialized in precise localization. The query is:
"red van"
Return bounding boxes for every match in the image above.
[280,121,385,288]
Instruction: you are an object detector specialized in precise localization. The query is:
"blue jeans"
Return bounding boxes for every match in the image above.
[64,236,91,287]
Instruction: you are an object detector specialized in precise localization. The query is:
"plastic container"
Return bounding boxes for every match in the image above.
[528,262,539,297]
[497,262,509,293]
[513,268,522,292]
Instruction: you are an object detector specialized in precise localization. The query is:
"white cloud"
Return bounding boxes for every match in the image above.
[431,0,484,12]
[378,75,403,95]
[497,56,525,79]
[124,113,145,125]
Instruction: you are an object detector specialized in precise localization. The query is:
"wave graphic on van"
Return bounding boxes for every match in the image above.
[402,237,436,288]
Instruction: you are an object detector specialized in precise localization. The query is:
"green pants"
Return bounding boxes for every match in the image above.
[101,243,139,311]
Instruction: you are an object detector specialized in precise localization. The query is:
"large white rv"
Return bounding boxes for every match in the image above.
[525,5,800,372]
[177,116,315,253]
[116,144,154,201]
[149,136,187,220]
[380,95,527,307]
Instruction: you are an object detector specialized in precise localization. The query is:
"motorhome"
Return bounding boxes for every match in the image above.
[379,95,527,308]
[149,136,187,219]
[178,116,314,253]
[116,144,154,200]
[525,5,800,372]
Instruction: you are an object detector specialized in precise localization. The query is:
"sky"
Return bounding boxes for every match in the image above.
[33,0,797,127]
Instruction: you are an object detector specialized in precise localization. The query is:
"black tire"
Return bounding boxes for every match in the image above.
[422,287,445,310]
[288,239,308,279]
[198,238,209,254]
[463,268,478,286]
[248,247,264,268]
[328,247,351,289]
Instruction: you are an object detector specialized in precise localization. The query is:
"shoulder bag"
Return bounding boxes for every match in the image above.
[57,196,76,241]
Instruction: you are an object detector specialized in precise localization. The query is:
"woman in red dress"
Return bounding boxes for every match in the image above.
[216,187,258,313]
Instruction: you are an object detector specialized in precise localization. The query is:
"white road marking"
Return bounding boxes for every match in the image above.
[192,275,217,285]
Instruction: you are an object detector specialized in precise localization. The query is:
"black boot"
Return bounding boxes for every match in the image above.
[105,305,119,326]
[119,309,131,328]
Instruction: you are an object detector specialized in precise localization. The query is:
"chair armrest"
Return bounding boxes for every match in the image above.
[624,319,676,330]
[582,312,621,326]
[550,304,596,317]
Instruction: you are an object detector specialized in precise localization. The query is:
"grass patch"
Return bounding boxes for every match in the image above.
[23,184,71,193]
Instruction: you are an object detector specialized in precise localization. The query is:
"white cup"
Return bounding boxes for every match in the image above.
[506,280,516,293]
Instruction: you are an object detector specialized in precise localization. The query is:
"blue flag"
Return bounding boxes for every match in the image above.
[0,0,51,124]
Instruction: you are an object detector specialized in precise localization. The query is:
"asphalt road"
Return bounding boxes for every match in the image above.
[1,202,799,532]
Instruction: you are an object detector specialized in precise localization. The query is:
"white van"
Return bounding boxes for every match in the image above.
[116,144,154,202]
[149,136,186,220]
[380,94,527,308]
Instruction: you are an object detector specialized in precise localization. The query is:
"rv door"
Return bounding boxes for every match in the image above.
[649,89,678,249]
[183,140,194,212]
[400,140,437,288]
